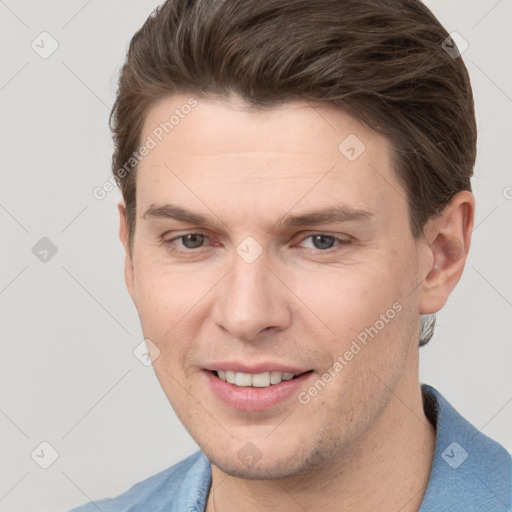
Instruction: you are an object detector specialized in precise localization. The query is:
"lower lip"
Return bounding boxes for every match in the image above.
[204,370,314,411]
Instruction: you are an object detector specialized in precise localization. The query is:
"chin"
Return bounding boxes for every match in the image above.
[212,458,304,480]
[204,441,325,481]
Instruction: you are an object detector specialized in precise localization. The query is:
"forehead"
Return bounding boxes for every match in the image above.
[141,94,387,160]
[135,94,407,229]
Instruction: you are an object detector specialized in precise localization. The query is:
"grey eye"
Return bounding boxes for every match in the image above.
[180,234,206,249]
[310,235,336,250]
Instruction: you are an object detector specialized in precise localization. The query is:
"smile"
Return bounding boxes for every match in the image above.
[204,369,314,411]
[214,370,300,387]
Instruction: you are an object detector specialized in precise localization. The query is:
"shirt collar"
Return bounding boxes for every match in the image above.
[175,384,511,512]
[419,384,511,511]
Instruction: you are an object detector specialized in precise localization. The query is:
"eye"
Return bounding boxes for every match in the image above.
[162,233,209,250]
[298,233,350,251]
[160,232,351,254]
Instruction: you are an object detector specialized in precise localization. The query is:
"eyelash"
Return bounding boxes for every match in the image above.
[160,232,351,255]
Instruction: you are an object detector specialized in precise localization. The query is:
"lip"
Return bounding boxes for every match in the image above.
[203,369,314,411]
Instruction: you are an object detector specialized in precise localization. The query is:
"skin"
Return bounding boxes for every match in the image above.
[118,93,474,512]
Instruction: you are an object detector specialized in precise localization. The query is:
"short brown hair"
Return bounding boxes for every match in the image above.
[110,0,477,345]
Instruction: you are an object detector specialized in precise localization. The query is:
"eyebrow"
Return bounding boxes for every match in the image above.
[142,203,373,230]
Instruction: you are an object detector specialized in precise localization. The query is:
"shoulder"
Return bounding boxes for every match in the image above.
[68,450,211,512]
[420,384,512,512]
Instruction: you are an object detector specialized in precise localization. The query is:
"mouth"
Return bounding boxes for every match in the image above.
[212,369,312,387]
[204,369,315,411]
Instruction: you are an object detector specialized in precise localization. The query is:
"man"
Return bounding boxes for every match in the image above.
[72,0,511,510]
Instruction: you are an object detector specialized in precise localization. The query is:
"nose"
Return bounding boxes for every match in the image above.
[211,249,292,341]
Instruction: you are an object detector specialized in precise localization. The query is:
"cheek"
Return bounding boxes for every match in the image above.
[132,256,202,333]
[293,265,400,327]
[131,258,214,378]
[292,262,413,381]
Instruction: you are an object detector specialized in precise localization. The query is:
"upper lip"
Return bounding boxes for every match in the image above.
[204,362,311,374]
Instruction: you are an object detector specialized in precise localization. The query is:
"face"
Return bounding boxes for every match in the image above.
[121,94,430,479]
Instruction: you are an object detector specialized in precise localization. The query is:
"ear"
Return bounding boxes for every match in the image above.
[118,201,135,301]
[418,190,475,314]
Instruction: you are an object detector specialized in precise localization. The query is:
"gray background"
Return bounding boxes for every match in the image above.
[1,1,510,510]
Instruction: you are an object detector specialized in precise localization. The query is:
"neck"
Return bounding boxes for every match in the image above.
[206,371,435,512]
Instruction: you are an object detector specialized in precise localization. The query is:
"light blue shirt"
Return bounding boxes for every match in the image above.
[70,385,512,511]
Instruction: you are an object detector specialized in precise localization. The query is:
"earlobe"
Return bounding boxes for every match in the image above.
[419,191,475,314]
[118,201,135,300]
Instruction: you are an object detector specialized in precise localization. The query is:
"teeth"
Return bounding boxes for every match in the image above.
[235,372,253,386]
[270,371,282,385]
[215,370,298,387]
[252,372,270,387]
